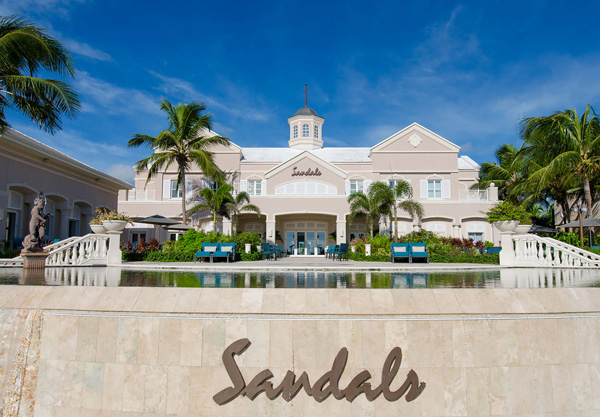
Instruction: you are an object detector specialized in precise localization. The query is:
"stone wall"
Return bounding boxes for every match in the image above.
[1,286,599,416]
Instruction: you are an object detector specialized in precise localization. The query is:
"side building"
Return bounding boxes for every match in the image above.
[0,128,132,248]
[119,105,499,252]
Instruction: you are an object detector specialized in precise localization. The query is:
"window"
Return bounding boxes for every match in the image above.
[204,180,218,191]
[314,125,319,138]
[428,180,442,199]
[302,124,309,137]
[468,232,483,242]
[170,180,182,198]
[350,180,364,194]
[293,125,298,138]
[131,233,146,243]
[248,180,262,196]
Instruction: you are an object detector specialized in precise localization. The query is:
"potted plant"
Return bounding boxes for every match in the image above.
[485,201,531,233]
[101,211,132,232]
[89,208,108,233]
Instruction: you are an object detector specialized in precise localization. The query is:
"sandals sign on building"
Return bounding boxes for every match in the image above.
[213,338,426,405]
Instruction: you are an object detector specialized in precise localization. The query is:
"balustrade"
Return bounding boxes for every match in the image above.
[509,234,600,268]
[46,234,110,266]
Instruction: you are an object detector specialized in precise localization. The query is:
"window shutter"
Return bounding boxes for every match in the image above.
[363,180,372,193]
[185,179,193,199]
[261,180,267,195]
[163,180,170,199]
[442,180,451,198]
[345,180,350,195]
[420,180,428,199]
[239,180,247,193]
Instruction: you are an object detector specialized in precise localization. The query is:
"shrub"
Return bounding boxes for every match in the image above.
[485,200,532,224]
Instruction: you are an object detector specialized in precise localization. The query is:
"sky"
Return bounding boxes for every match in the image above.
[2,0,600,184]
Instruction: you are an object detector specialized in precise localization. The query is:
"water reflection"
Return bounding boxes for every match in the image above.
[0,267,599,288]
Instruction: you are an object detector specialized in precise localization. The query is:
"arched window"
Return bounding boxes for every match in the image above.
[314,125,319,138]
[302,124,309,137]
[293,125,298,138]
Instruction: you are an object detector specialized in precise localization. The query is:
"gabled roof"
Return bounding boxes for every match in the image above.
[371,122,461,153]
[264,150,348,179]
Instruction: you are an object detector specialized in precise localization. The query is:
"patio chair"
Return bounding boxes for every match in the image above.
[391,243,410,263]
[484,247,502,255]
[261,243,277,260]
[325,245,337,259]
[409,242,428,263]
[214,243,236,263]
[334,243,349,261]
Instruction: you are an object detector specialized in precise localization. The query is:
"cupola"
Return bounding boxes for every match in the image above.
[287,85,324,150]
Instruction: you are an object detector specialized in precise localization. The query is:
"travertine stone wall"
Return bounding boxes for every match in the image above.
[0,286,598,417]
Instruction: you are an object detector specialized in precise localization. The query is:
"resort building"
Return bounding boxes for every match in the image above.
[0,128,132,247]
[119,104,499,252]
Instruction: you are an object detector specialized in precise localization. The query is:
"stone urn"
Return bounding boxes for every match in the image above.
[102,220,128,232]
[89,224,107,234]
[514,224,531,234]
[493,220,520,233]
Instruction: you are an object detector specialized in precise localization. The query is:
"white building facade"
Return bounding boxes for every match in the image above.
[119,106,499,252]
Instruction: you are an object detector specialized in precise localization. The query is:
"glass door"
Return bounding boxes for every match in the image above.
[286,231,296,255]
[297,232,305,255]
[306,232,315,255]
[316,231,326,255]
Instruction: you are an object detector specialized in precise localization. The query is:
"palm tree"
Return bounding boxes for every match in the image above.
[347,181,393,238]
[520,105,600,219]
[0,15,79,133]
[128,99,230,224]
[188,183,234,231]
[387,180,424,242]
[224,190,261,234]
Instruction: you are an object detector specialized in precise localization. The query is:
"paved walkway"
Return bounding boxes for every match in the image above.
[122,257,502,271]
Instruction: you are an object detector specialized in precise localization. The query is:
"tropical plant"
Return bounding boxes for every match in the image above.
[128,99,230,224]
[0,15,79,133]
[386,180,424,241]
[224,190,261,233]
[347,181,393,237]
[472,144,530,204]
[188,183,234,231]
[484,200,532,224]
[520,105,600,222]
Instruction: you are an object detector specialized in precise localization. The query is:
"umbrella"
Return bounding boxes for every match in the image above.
[136,215,180,226]
[135,215,180,241]
[557,218,600,228]
[528,225,559,234]
[163,223,192,231]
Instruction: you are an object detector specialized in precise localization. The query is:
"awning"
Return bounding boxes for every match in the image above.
[557,218,600,228]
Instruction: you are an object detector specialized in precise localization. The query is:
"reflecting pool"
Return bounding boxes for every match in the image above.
[0,267,599,288]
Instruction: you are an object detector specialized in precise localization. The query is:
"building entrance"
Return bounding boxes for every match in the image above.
[285,230,326,255]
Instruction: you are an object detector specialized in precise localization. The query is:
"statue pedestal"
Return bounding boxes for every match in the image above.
[21,250,49,269]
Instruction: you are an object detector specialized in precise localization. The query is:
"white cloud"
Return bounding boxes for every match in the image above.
[106,163,135,184]
[62,38,112,62]
[0,0,86,18]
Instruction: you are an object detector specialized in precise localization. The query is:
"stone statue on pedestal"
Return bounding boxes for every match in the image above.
[23,192,50,252]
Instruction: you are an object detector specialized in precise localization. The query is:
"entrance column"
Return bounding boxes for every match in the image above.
[266,214,276,244]
[336,217,346,245]
[453,223,461,238]
[59,208,72,239]
[222,217,232,236]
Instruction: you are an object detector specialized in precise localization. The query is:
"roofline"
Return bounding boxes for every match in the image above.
[2,128,132,190]
[371,122,461,152]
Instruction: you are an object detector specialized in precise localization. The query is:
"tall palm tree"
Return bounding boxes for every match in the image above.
[347,181,393,238]
[0,15,79,133]
[387,180,424,242]
[224,190,261,234]
[520,105,600,219]
[188,183,234,231]
[128,99,230,224]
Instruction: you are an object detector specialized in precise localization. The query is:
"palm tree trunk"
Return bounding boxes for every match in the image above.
[583,175,593,218]
[213,211,217,231]
[181,170,187,224]
[393,205,398,242]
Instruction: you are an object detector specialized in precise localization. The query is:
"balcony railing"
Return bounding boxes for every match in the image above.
[459,190,489,202]
[124,190,155,201]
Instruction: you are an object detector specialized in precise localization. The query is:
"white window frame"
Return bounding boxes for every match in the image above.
[428,180,442,199]
[170,180,182,199]
[468,232,483,242]
[248,180,262,196]
[350,180,364,194]
[302,124,309,137]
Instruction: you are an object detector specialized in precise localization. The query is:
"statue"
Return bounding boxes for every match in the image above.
[22,192,51,252]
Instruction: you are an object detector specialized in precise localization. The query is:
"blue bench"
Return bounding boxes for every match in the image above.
[194,243,236,263]
[484,246,502,255]
[391,243,410,263]
[409,242,428,263]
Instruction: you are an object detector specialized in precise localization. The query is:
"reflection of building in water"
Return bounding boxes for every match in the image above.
[499,268,597,288]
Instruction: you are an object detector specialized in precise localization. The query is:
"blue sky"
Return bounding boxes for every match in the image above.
[3,0,600,184]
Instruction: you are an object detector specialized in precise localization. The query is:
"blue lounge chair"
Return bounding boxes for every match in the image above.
[333,243,349,261]
[326,245,337,259]
[391,243,410,263]
[213,243,236,263]
[194,243,220,263]
[261,243,277,260]
[409,242,428,263]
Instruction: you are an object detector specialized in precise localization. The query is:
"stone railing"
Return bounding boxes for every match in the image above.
[509,234,600,267]
[46,234,110,266]
[459,189,489,202]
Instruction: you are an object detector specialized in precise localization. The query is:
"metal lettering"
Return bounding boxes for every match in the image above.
[291,166,322,176]
[213,338,426,405]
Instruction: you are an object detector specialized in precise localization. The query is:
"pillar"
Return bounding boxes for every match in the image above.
[59,208,72,239]
[336,219,346,245]
[222,217,232,236]
[453,224,461,238]
[107,231,123,265]
[266,216,276,244]
[499,232,515,266]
